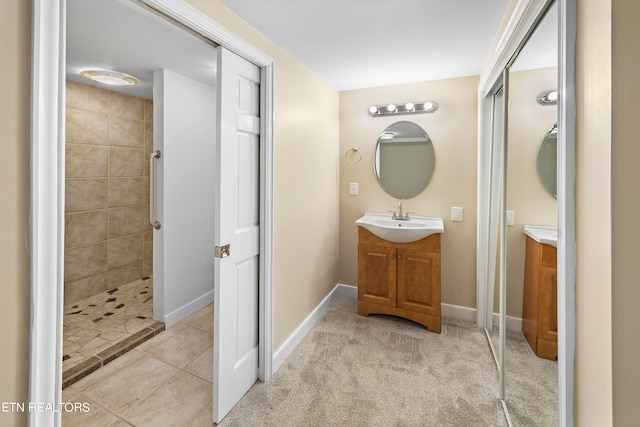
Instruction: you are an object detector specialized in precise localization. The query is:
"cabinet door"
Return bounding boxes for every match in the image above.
[397,249,440,316]
[358,244,396,307]
[537,266,558,341]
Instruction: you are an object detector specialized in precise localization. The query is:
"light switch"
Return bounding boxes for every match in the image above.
[506,210,515,226]
[451,207,463,222]
[349,182,359,196]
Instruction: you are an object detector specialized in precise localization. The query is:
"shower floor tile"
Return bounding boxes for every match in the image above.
[63,277,164,388]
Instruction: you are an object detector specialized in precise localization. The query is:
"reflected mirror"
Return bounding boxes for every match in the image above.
[537,123,558,198]
[373,121,435,199]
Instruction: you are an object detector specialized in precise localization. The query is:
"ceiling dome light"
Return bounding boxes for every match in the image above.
[537,90,558,105]
[80,70,140,87]
[369,105,379,115]
[387,104,396,113]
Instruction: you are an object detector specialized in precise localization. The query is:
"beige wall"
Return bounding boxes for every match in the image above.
[502,67,558,318]
[338,76,479,309]
[0,1,30,425]
[186,0,340,350]
[64,81,154,304]
[575,0,614,424]
[611,0,640,424]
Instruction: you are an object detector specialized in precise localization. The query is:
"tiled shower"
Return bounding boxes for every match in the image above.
[63,81,163,387]
[64,81,153,304]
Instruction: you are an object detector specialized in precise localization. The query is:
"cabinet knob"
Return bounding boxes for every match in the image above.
[390,254,395,259]
[398,255,404,260]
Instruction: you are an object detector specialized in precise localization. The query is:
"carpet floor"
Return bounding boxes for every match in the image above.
[220,295,509,426]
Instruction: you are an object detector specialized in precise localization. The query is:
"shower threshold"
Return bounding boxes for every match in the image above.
[62,277,164,388]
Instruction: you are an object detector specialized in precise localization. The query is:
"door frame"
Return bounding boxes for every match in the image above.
[476,0,575,426]
[29,0,274,425]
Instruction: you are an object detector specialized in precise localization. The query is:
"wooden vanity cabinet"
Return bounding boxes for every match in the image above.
[522,236,558,360]
[357,227,441,333]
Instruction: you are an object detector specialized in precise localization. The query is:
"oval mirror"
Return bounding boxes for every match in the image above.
[373,121,435,199]
[537,122,557,198]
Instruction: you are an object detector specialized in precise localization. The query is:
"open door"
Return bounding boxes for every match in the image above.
[212,47,262,422]
[152,68,217,327]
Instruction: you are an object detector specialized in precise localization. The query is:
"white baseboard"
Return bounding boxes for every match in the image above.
[163,290,214,328]
[271,283,523,374]
[492,312,522,332]
[272,284,355,373]
[441,302,477,322]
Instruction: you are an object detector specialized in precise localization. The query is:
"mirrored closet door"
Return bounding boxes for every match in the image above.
[503,2,559,424]
[480,0,563,425]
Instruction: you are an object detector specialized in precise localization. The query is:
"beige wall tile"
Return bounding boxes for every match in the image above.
[110,91,144,120]
[108,262,143,289]
[108,235,143,269]
[65,210,108,248]
[143,176,149,208]
[142,205,152,231]
[65,178,108,213]
[66,81,109,113]
[145,120,154,150]
[66,108,109,146]
[64,81,153,302]
[109,117,144,148]
[143,229,153,277]
[109,147,143,177]
[109,206,142,239]
[66,144,108,178]
[109,177,143,207]
[64,273,108,305]
[144,99,153,122]
[65,242,108,282]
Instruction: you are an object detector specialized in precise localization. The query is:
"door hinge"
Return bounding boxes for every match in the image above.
[215,244,230,258]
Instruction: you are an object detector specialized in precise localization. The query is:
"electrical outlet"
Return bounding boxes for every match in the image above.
[451,207,463,222]
[349,182,359,196]
[506,210,515,226]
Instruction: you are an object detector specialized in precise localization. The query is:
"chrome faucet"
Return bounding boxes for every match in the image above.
[389,200,412,220]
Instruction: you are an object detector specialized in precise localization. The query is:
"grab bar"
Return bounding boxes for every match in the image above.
[148,150,161,230]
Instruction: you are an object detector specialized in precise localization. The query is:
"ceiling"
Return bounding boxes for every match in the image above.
[66,0,217,99]
[66,0,557,98]
[218,0,510,90]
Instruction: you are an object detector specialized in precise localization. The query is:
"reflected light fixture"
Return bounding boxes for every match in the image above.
[536,90,558,105]
[368,100,438,116]
[80,69,140,87]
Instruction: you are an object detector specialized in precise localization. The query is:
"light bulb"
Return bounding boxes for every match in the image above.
[548,91,558,101]
[369,105,378,115]
[405,102,415,111]
[423,101,434,111]
[387,104,396,113]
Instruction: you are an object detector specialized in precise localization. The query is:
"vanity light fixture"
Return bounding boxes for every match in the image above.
[368,100,438,117]
[536,90,558,105]
[80,69,140,87]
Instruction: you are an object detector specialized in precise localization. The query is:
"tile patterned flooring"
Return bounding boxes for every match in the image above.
[62,301,214,426]
[63,278,165,388]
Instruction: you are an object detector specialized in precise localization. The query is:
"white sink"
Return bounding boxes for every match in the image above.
[524,225,557,247]
[356,213,444,243]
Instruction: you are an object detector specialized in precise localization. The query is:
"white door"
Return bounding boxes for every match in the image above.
[152,69,216,327]
[213,47,261,422]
